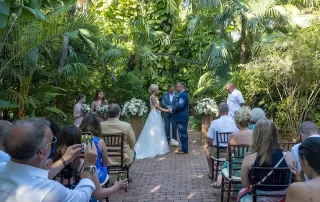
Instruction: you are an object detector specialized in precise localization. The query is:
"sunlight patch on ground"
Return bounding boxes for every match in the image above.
[187,192,197,199]
[150,185,161,193]
[157,157,166,161]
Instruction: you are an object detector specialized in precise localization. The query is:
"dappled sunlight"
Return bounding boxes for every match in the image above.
[150,185,161,193]
[157,157,166,161]
[187,192,197,199]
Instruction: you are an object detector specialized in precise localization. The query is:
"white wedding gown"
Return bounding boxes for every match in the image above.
[134,97,170,159]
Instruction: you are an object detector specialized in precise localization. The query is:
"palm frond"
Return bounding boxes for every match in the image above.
[58,62,89,79]
[0,89,39,109]
[203,39,233,68]
[1,11,99,75]
[186,16,201,36]
[101,45,126,64]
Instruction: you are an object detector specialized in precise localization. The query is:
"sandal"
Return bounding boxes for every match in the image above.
[211,182,221,188]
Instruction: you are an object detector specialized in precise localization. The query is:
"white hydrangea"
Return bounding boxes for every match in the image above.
[195,98,218,116]
[121,98,148,117]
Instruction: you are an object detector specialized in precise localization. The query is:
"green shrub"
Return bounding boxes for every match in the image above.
[189,116,201,130]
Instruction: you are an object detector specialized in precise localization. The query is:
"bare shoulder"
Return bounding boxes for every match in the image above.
[287,182,308,201]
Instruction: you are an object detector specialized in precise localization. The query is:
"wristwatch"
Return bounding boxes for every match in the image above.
[83,165,96,175]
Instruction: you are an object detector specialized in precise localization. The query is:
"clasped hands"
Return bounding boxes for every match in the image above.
[167,107,173,113]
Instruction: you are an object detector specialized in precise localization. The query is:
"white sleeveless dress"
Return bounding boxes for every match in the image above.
[134,96,170,159]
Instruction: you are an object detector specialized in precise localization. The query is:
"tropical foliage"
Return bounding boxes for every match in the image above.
[0,0,320,139]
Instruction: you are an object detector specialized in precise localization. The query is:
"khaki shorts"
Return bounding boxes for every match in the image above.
[210,146,227,159]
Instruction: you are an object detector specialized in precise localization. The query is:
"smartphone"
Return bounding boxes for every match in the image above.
[117,171,128,192]
[81,132,93,153]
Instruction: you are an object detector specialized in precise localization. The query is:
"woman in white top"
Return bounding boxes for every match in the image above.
[134,84,170,159]
[73,94,86,127]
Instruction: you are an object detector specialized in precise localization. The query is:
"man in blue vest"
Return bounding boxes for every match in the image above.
[169,82,189,154]
[161,84,178,145]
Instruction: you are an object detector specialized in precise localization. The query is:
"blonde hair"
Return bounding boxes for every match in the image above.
[234,106,252,128]
[148,84,158,94]
[251,119,280,166]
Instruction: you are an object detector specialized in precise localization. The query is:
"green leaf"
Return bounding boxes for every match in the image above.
[45,107,67,118]
[21,6,47,20]
[65,30,79,39]
[0,100,19,108]
[0,14,8,29]
[79,32,98,57]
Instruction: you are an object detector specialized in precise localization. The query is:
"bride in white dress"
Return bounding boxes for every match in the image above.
[134,84,170,159]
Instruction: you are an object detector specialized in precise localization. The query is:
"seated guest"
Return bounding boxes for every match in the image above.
[238,119,294,202]
[48,119,61,158]
[0,120,11,163]
[50,125,127,200]
[291,121,319,181]
[207,102,238,179]
[212,107,253,188]
[249,107,266,130]
[80,114,110,185]
[0,118,97,202]
[101,104,136,171]
[286,137,320,202]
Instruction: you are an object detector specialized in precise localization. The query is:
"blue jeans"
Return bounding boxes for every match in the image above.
[176,122,188,153]
[164,114,177,142]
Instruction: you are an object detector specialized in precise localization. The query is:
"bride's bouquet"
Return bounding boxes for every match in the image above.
[195,98,218,116]
[122,98,148,117]
[96,104,109,117]
[81,104,91,115]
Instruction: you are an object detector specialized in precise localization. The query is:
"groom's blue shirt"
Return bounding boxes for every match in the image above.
[172,91,189,122]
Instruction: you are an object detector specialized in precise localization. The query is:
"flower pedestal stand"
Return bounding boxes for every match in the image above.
[201,115,213,146]
[130,115,143,140]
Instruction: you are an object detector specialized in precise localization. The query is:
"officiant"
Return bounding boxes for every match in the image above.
[161,84,178,145]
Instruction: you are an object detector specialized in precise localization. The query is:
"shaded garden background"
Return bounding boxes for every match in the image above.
[1,0,320,140]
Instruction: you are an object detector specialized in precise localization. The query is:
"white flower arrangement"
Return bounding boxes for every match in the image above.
[96,104,109,117]
[195,98,218,116]
[122,98,148,117]
[81,104,91,114]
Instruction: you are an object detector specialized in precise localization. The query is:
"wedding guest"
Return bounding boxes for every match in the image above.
[0,120,11,163]
[226,83,245,117]
[91,90,108,122]
[73,94,86,127]
[249,107,266,130]
[206,102,238,180]
[101,104,136,177]
[0,118,97,202]
[238,119,294,202]
[80,114,110,185]
[286,137,320,202]
[291,121,319,181]
[161,84,177,144]
[211,107,252,188]
[50,125,127,200]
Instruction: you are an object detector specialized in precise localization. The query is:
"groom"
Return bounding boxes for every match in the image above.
[169,82,189,154]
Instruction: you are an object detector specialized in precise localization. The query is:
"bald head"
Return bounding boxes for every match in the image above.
[4,118,50,161]
[300,121,319,141]
[0,120,11,149]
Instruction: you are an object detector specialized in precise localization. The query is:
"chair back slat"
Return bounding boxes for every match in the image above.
[216,132,232,147]
[250,167,292,201]
[102,133,125,168]
[279,142,296,151]
[228,144,250,177]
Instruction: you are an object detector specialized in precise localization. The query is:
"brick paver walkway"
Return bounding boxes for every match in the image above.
[109,130,223,202]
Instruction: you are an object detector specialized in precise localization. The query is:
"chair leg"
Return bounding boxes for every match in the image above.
[221,177,224,202]
[215,160,219,181]
[211,158,215,181]
[227,181,231,202]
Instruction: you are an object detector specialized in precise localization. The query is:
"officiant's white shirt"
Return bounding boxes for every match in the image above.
[0,160,95,202]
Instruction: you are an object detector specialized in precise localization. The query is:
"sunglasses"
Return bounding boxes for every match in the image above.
[47,136,57,146]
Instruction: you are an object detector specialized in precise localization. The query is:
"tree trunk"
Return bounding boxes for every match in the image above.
[58,34,70,70]
[239,13,247,64]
